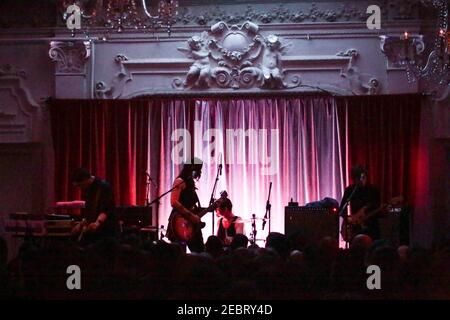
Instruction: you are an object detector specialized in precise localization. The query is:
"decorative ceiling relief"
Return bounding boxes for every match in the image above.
[339,50,381,95]
[93,20,380,97]
[174,1,433,26]
[173,21,301,90]
[176,3,368,26]
[0,0,431,29]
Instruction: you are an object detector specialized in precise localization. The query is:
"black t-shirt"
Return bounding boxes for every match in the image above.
[82,177,116,236]
[339,184,380,217]
[217,216,240,243]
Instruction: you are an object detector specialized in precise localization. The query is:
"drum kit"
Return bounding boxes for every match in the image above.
[240,214,270,245]
[139,225,167,241]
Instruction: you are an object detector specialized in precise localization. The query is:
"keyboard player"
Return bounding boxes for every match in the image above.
[70,168,117,244]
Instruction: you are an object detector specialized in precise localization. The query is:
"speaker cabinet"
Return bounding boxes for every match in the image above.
[285,207,339,245]
[379,209,410,246]
[115,206,152,228]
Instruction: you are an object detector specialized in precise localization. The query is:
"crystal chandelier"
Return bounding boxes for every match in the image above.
[61,0,179,38]
[380,0,449,95]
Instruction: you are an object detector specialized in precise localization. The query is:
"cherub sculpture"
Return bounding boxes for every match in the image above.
[261,35,292,89]
[178,32,211,88]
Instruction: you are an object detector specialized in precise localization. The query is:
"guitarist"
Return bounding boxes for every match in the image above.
[71,168,117,245]
[339,165,381,241]
[167,157,205,253]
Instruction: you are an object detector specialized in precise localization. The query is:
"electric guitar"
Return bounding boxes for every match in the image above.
[168,191,228,242]
[341,195,404,242]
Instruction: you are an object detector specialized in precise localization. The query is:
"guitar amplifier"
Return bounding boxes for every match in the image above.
[285,206,339,245]
[379,207,410,246]
[115,206,152,228]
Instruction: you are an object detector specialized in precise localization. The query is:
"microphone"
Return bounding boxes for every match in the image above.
[218,153,223,176]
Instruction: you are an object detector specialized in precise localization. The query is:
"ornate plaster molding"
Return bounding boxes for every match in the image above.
[49,41,91,74]
[0,64,40,142]
[175,1,427,26]
[94,21,383,97]
[95,54,132,99]
[172,21,301,90]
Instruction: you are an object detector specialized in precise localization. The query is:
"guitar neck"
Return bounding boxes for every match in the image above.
[196,207,211,219]
[193,195,226,219]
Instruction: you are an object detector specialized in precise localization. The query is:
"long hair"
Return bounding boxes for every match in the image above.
[177,157,203,188]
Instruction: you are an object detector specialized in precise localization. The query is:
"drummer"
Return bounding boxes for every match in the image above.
[215,196,245,246]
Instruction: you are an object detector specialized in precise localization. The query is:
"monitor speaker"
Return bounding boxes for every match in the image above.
[285,207,339,245]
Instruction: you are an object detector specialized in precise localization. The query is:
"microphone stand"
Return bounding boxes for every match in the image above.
[145,173,159,206]
[146,181,180,240]
[145,174,151,207]
[250,214,257,245]
[338,183,359,248]
[209,163,222,235]
[262,182,272,233]
[145,173,159,234]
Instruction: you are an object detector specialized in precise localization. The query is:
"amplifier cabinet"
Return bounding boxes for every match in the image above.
[115,206,152,228]
[285,206,339,245]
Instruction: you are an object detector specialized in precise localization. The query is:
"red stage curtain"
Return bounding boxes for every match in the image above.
[337,94,422,205]
[50,99,162,205]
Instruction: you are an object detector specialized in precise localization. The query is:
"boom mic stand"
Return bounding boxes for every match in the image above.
[250,214,257,245]
[209,158,222,235]
[262,182,272,233]
[338,183,359,249]
[145,172,160,236]
[147,180,181,240]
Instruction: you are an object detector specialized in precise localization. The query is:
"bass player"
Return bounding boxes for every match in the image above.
[339,165,381,242]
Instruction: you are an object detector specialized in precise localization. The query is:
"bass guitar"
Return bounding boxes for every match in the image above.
[168,191,228,242]
[341,195,403,242]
